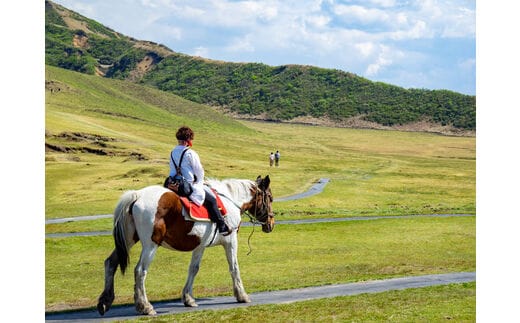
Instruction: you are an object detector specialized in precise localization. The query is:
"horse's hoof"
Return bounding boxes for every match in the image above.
[97,303,107,316]
[183,295,198,307]
[136,303,156,315]
[184,302,198,307]
[183,300,199,307]
[97,292,114,316]
[237,294,251,303]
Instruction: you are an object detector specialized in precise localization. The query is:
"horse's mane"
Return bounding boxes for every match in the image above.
[206,178,256,202]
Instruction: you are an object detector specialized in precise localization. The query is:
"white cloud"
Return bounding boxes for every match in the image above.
[388,20,431,40]
[162,25,183,40]
[225,35,255,53]
[305,15,331,29]
[414,0,475,38]
[368,0,397,8]
[193,46,209,57]
[440,7,476,38]
[63,0,95,17]
[366,45,392,76]
[333,4,390,24]
[459,58,476,70]
[140,0,158,9]
[355,42,376,57]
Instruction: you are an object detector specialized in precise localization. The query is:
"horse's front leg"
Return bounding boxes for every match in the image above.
[134,241,159,315]
[182,247,205,307]
[97,250,118,315]
[224,237,251,303]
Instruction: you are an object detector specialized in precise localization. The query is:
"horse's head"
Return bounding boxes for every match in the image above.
[246,175,275,233]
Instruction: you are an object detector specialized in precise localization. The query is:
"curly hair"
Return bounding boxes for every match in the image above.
[176,126,194,141]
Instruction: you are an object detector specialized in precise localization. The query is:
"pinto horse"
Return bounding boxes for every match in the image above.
[97,175,274,316]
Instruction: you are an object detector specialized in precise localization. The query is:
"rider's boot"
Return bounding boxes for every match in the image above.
[204,193,233,236]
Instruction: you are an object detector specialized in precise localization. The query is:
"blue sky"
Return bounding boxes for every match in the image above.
[52,0,476,95]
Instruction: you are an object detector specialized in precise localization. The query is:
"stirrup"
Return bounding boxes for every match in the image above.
[219,224,233,236]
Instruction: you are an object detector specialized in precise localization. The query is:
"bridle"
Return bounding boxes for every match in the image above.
[214,184,274,225]
[243,187,274,226]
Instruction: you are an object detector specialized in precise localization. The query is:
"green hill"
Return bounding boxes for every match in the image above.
[45,0,475,133]
[45,65,254,217]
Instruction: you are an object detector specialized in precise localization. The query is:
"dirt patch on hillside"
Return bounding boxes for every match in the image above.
[50,1,112,39]
[94,66,105,76]
[214,107,475,137]
[287,115,475,136]
[86,109,146,122]
[127,54,161,82]
[45,80,72,94]
[73,34,89,49]
[58,10,95,36]
[45,131,147,161]
[53,132,117,143]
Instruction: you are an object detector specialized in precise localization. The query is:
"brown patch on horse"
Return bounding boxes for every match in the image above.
[152,191,201,251]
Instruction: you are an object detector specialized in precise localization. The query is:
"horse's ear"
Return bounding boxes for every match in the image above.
[263,175,270,188]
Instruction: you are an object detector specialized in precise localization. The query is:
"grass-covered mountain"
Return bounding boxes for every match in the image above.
[45,0,476,133]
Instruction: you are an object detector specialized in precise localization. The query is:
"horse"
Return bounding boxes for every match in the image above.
[97,175,274,316]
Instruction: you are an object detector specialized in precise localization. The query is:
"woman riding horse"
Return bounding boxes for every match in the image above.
[97,130,275,315]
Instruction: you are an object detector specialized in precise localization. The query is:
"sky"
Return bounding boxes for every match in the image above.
[52,0,476,95]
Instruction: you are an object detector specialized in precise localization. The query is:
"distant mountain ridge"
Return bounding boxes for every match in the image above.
[45,0,475,135]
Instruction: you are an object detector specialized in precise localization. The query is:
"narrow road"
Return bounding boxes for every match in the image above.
[45,272,475,322]
[46,214,475,238]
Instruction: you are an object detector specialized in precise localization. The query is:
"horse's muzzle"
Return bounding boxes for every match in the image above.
[262,214,275,233]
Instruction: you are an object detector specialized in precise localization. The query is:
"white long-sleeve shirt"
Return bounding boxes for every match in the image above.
[169,145,205,205]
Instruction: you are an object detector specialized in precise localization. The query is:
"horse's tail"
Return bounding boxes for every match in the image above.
[113,190,138,275]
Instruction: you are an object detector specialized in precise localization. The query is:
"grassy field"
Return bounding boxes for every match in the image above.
[45,65,476,318]
[46,216,475,311]
[45,66,475,221]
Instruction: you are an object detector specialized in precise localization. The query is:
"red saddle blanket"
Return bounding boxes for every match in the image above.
[179,190,227,222]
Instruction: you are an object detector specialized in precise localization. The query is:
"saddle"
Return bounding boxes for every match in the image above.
[178,189,227,222]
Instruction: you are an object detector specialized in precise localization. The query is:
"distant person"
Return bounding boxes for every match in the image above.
[168,126,231,235]
[275,150,280,167]
[269,152,275,167]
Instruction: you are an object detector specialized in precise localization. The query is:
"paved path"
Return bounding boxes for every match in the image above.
[274,178,330,201]
[46,214,475,238]
[45,272,475,322]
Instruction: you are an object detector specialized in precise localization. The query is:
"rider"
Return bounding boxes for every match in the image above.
[168,126,232,236]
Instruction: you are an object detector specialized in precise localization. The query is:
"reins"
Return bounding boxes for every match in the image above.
[213,186,269,255]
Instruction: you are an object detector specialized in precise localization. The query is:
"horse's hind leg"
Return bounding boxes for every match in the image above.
[97,250,118,315]
[134,241,159,315]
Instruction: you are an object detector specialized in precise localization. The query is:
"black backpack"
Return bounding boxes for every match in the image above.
[164,148,193,197]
